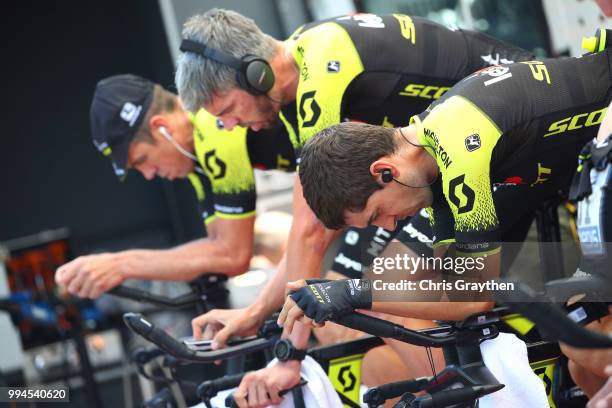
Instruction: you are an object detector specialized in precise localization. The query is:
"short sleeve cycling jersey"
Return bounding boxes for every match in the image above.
[186,170,216,226]
[191,109,296,220]
[284,13,535,156]
[410,50,612,255]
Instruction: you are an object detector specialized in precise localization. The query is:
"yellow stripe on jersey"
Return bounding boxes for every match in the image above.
[279,110,301,151]
[187,173,205,201]
[215,211,256,220]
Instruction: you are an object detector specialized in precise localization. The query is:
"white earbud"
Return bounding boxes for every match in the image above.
[158,126,198,161]
[158,126,204,175]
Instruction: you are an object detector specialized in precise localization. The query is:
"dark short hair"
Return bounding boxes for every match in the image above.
[299,122,398,229]
[133,85,179,144]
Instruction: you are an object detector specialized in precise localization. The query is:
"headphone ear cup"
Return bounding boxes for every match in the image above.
[241,55,275,95]
[381,169,393,183]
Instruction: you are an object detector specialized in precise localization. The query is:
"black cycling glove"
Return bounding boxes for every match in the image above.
[289,279,372,324]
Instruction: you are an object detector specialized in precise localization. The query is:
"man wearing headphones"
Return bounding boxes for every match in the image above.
[55,74,296,298]
[174,9,535,406]
[279,46,612,404]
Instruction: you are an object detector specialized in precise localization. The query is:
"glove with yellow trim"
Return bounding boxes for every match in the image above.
[289,279,372,324]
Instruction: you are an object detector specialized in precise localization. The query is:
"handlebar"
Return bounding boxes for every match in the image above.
[364,377,431,406]
[545,275,612,302]
[332,312,497,348]
[396,384,504,408]
[122,313,278,363]
[109,286,202,309]
[495,280,612,349]
[131,346,166,366]
[197,373,245,403]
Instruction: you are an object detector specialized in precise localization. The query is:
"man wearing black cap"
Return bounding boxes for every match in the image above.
[55,74,296,298]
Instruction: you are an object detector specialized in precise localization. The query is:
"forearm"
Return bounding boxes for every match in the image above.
[286,176,341,282]
[123,237,250,281]
[245,223,338,321]
[249,252,291,319]
[285,221,338,282]
[287,321,310,349]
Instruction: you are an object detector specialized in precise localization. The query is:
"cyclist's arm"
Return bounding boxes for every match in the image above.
[373,243,498,319]
[56,216,255,298]
[125,216,255,280]
[248,176,341,317]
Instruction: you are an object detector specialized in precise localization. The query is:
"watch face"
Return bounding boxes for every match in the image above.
[275,340,291,361]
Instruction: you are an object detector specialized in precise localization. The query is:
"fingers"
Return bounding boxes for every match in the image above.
[235,372,283,408]
[79,278,95,299]
[277,296,296,327]
[286,279,307,293]
[66,268,87,297]
[282,302,306,337]
[191,314,210,340]
[212,322,234,350]
[266,382,282,406]
[253,380,268,407]
[234,374,249,408]
[202,321,218,340]
[88,280,108,299]
[55,258,81,287]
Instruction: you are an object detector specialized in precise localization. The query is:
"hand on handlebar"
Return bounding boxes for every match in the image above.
[55,253,126,299]
[233,361,302,408]
[191,308,263,350]
[278,279,372,336]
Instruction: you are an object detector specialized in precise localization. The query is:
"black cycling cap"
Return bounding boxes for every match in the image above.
[90,74,154,180]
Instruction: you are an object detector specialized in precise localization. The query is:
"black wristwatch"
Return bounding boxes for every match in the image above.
[274,339,307,362]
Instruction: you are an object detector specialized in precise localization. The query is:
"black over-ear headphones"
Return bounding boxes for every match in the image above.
[180,39,275,96]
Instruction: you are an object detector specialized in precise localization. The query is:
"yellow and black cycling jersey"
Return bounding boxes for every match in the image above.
[283,13,534,156]
[191,108,296,222]
[411,49,612,255]
[186,170,216,226]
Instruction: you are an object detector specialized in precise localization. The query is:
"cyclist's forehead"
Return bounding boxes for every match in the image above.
[205,89,243,117]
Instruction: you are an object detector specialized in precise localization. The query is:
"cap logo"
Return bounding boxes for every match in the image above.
[120,102,142,127]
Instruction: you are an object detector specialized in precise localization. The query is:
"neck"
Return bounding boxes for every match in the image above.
[175,110,195,153]
[398,125,439,184]
[268,42,299,104]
